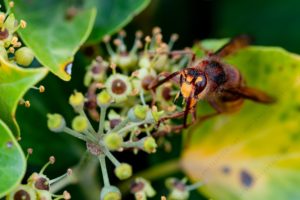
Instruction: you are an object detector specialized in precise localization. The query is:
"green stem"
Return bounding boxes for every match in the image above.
[139,90,146,106]
[186,181,205,191]
[101,145,121,167]
[64,127,87,141]
[118,159,181,193]
[84,130,98,141]
[117,121,146,136]
[50,152,100,196]
[99,154,110,187]
[98,106,107,135]
[39,160,51,174]
[49,172,68,185]
[122,141,141,149]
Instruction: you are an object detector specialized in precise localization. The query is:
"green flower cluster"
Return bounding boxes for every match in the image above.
[0,1,34,66]
[46,28,200,199]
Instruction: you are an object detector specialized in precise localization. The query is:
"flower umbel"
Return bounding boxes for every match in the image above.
[46,27,192,199]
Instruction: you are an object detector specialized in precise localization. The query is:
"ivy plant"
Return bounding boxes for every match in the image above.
[0,1,300,200]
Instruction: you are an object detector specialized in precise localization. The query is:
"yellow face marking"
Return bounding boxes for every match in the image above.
[181,82,193,98]
[195,76,203,83]
[186,76,193,83]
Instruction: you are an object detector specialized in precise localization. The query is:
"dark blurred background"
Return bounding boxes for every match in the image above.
[130,0,300,53]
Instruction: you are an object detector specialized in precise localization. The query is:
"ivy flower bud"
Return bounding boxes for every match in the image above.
[104,132,123,151]
[128,105,148,122]
[143,137,157,153]
[166,178,189,200]
[72,116,88,132]
[27,172,50,191]
[15,47,35,67]
[6,185,36,200]
[69,91,85,109]
[105,74,132,103]
[100,186,121,200]
[114,163,132,180]
[47,114,66,132]
[131,178,156,199]
[134,105,148,120]
[146,106,164,123]
[118,54,138,70]
[97,90,112,106]
[138,56,151,69]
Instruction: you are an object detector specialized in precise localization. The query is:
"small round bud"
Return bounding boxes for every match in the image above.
[39,85,45,93]
[138,56,151,69]
[97,90,112,105]
[134,105,148,120]
[69,91,85,108]
[145,36,151,43]
[161,196,167,200]
[49,156,55,164]
[67,168,73,176]
[128,105,148,122]
[27,148,33,155]
[6,184,36,200]
[119,30,126,37]
[152,27,161,35]
[47,113,66,132]
[103,35,111,43]
[72,115,88,132]
[135,30,143,38]
[20,20,27,29]
[100,186,121,200]
[15,47,35,67]
[63,191,71,200]
[104,132,123,151]
[114,163,132,180]
[113,39,122,46]
[24,100,30,108]
[0,13,5,24]
[9,1,14,8]
[143,137,157,154]
[171,33,179,41]
[8,47,15,53]
[11,36,18,45]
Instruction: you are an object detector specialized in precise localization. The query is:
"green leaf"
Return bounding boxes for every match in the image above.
[181,44,300,199]
[0,120,26,198]
[9,0,96,81]
[0,56,48,137]
[85,0,150,44]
